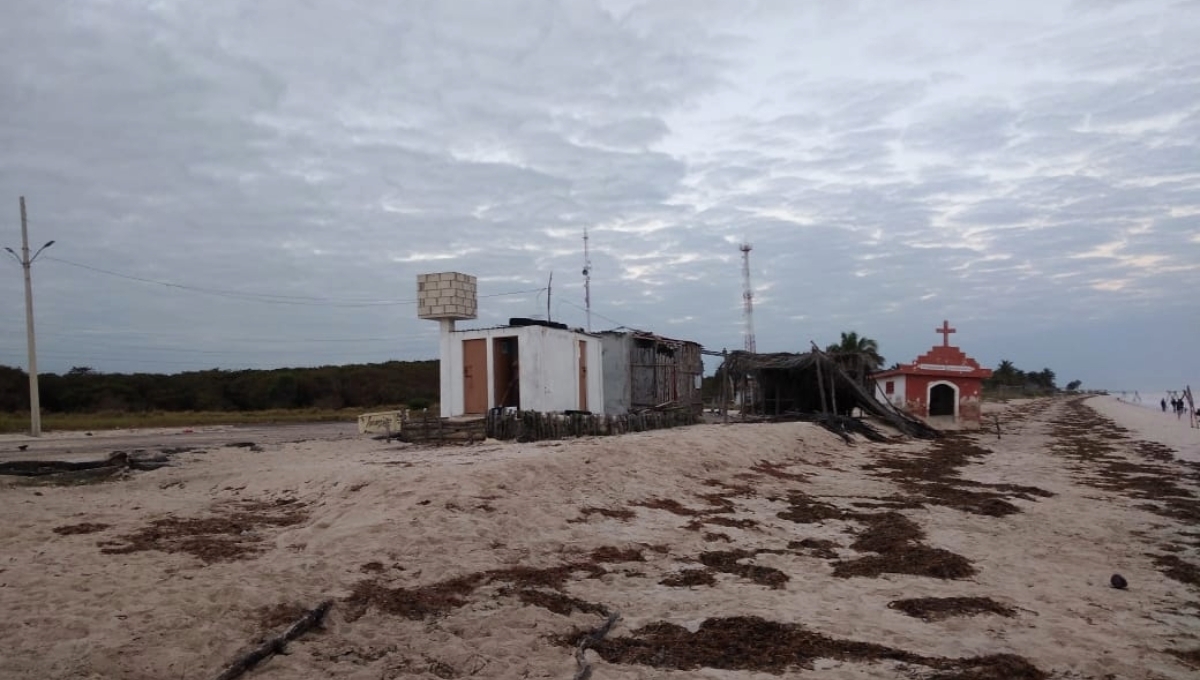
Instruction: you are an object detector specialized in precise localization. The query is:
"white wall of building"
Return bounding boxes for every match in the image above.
[440,325,604,417]
[874,374,907,408]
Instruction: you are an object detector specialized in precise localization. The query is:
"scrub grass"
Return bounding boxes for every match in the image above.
[0,407,406,434]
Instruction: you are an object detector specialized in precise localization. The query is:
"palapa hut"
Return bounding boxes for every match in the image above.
[719,350,939,440]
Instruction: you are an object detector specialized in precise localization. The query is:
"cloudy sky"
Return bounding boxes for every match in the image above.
[1,0,1197,391]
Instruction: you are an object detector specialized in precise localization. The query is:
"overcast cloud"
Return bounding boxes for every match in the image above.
[1,0,1197,391]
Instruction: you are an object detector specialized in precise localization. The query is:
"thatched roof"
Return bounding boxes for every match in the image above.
[720,350,940,440]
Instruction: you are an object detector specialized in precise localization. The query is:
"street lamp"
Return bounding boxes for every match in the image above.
[4,196,53,437]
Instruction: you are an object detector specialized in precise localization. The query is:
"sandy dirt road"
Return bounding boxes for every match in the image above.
[0,421,358,462]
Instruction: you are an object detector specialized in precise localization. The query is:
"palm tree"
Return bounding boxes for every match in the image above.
[825,331,885,387]
[993,360,1017,386]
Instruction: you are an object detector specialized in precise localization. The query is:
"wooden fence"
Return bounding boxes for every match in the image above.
[486,409,699,442]
[396,409,699,445]
[397,411,487,445]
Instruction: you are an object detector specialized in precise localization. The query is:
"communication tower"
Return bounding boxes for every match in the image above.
[740,242,756,353]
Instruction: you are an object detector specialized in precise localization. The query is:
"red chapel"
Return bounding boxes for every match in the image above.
[872,321,993,430]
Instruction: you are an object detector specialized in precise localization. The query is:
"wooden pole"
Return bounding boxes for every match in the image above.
[813,349,828,415]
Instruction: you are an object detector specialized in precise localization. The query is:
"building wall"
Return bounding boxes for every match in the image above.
[441,325,604,417]
[872,374,984,429]
[598,333,704,416]
[875,375,907,408]
[598,333,633,415]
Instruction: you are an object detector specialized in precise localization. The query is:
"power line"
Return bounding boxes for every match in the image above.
[557,298,633,330]
[41,255,545,307]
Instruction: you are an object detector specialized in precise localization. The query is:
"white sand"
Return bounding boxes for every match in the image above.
[1088,395,1200,463]
[1,398,1198,679]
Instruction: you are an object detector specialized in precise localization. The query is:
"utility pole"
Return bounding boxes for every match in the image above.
[5,197,54,437]
[582,227,592,332]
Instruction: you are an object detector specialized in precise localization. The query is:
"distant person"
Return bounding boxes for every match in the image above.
[1161,398,1168,412]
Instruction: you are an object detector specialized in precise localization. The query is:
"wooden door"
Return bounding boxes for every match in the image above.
[577,339,588,412]
[463,339,488,414]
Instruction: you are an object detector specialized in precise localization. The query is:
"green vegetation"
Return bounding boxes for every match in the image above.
[826,331,885,388]
[983,359,1058,398]
[0,408,371,434]
[0,360,439,433]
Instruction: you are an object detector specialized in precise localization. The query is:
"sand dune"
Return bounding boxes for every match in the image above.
[1,396,1197,679]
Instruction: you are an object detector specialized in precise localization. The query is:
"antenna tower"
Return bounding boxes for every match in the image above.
[740,241,756,353]
[583,227,592,332]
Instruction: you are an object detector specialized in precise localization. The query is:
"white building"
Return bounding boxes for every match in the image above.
[418,272,604,418]
[438,322,604,417]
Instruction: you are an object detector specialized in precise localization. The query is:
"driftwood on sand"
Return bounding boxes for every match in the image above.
[573,611,620,680]
[0,451,176,481]
[213,600,332,680]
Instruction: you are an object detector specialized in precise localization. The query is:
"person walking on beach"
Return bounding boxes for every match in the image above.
[1162,398,1168,412]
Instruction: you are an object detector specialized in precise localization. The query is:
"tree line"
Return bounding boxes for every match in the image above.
[0,361,439,414]
[700,331,1073,401]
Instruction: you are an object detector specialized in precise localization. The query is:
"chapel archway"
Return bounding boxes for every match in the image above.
[929,383,956,417]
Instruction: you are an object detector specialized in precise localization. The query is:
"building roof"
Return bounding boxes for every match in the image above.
[873,345,993,380]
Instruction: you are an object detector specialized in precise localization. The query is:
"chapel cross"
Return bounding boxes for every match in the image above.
[936,320,957,347]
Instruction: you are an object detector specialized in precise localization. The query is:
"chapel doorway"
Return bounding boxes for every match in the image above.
[929,383,956,417]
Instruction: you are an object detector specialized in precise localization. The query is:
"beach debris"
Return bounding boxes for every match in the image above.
[660,569,717,587]
[573,611,620,680]
[0,450,181,485]
[561,615,1046,677]
[888,596,1017,622]
[17,444,28,451]
[213,599,331,680]
[698,549,789,588]
[1049,398,1200,585]
[1110,574,1128,589]
[98,498,307,562]
[52,522,110,536]
[227,441,263,452]
[1169,648,1200,669]
[862,434,1053,517]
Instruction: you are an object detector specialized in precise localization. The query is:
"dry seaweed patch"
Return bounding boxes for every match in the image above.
[888,597,1016,622]
[344,574,483,621]
[788,538,840,559]
[777,492,850,523]
[836,512,976,580]
[632,498,704,516]
[776,495,977,580]
[590,546,644,563]
[345,561,610,621]
[863,435,1052,517]
[571,506,636,522]
[697,550,788,588]
[52,522,110,536]
[97,498,307,563]
[560,616,1045,678]
[1153,555,1200,588]
[1169,648,1200,669]
[751,460,809,481]
[1050,398,1200,581]
[660,569,717,587]
[505,588,609,616]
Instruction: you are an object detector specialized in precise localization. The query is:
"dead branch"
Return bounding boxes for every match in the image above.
[213,599,332,680]
[573,610,620,680]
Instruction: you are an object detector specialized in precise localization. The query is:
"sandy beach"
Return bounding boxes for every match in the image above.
[1,395,1198,679]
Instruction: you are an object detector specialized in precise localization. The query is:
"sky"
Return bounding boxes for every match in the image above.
[0,0,1197,392]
